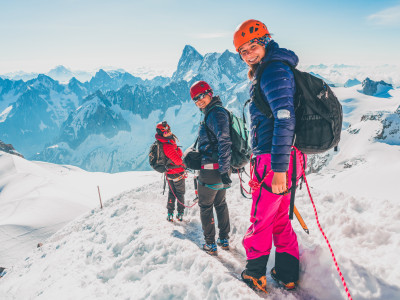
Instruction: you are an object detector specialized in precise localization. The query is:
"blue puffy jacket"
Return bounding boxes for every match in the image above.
[249,40,298,172]
[198,97,232,174]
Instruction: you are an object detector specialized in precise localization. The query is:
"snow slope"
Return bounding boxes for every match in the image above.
[0,153,155,267]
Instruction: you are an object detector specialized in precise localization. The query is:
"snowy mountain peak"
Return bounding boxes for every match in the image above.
[35,74,57,83]
[344,78,361,87]
[182,45,203,59]
[48,65,71,75]
[26,74,59,90]
[361,77,393,97]
[93,69,111,81]
[172,45,203,81]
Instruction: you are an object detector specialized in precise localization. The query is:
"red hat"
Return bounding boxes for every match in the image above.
[190,81,213,100]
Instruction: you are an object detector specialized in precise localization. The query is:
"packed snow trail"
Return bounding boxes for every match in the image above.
[1,168,400,299]
[0,178,312,299]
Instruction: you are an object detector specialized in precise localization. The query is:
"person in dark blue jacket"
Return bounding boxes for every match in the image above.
[190,80,232,256]
[233,20,307,292]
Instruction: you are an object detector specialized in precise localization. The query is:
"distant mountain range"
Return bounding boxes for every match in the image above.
[0,45,398,172]
[0,45,250,172]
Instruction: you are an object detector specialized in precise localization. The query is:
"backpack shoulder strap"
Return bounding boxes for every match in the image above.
[193,136,199,149]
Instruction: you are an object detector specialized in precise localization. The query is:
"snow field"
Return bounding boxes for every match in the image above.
[1,169,385,300]
[0,152,156,267]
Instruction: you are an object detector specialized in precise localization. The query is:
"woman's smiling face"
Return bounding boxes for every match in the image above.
[239,41,266,66]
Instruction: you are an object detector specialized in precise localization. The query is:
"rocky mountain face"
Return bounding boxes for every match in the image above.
[4,45,247,172]
[0,140,24,158]
[361,78,393,97]
[2,45,398,173]
[0,75,80,156]
[88,69,144,93]
[58,91,131,149]
[372,105,400,145]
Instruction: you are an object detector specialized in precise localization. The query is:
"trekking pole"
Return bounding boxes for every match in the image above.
[97,186,103,209]
[294,205,309,234]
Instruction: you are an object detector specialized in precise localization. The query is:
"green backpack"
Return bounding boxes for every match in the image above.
[204,106,252,170]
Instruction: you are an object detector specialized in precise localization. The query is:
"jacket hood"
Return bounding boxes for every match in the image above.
[262,40,298,68]
[201,96,223,114]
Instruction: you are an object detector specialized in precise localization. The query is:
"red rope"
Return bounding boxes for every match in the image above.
[248,170,272,192]
[293,146,352,300]
[166,174,198,208]
[247,155,271,192]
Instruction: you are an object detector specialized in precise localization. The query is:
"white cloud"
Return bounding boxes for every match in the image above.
[368,5,400,25]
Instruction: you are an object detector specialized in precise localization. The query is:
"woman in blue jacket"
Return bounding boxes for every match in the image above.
[233,19,306,292]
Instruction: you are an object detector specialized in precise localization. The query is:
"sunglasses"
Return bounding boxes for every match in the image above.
[192,90,212,102]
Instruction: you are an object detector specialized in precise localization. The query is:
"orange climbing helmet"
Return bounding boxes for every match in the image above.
[233,19,271,52]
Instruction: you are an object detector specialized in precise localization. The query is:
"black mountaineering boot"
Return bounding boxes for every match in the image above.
[271,252,300,290]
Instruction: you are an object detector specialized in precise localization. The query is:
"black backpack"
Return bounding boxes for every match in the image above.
[204,106,252,170]
[251,61,343,154]
[149,140,171,173]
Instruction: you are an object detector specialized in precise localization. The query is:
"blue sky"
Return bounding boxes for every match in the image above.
[1,0,399,74]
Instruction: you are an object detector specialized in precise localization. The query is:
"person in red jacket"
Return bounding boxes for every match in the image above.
[155,121,186,222]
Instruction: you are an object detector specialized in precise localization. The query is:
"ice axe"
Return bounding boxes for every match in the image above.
[294,205,309,234]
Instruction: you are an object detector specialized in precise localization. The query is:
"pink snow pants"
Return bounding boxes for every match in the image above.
[243,150,306,260]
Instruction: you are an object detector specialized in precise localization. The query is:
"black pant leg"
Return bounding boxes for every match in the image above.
[167,179,176,213]
[198,170,220,244]
[174,178,186,213]
[213,188,230,240]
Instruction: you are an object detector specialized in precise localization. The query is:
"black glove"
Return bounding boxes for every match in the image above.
[220,173,232,185]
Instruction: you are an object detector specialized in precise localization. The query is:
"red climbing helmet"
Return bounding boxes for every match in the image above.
[190,81,213,101]
[233,19,271,52]
[156,121,171,135]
